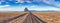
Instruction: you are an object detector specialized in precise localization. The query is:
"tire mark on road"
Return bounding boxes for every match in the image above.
[23,12,46,23]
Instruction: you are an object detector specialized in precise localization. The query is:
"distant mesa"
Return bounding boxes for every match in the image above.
[24,8,39,12]
[24,7,29,12]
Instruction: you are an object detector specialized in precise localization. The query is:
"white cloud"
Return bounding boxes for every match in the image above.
[33,0,42,2]
[26,1,31,3]
[53,2,60,7]
[42,0,54,4]
[0,5,10,8]
[21,5,60,11]
[27,6,60,11]
[41,0,60,8]
[0,4,60,11]
[5,5,10,6]
[17,0,25,3]
[0,8,21,11]
[0,7,25,11]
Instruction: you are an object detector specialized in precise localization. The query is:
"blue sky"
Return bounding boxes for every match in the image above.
[0,0,60,11]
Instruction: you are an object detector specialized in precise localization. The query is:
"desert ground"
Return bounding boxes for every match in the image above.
[0,12,60,23]
[33,12,60,23]
[0,12,27,21]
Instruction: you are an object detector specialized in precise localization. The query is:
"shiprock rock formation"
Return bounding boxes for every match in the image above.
[24,8,29,12]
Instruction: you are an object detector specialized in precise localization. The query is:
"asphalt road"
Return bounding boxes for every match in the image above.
[23,12,46,23]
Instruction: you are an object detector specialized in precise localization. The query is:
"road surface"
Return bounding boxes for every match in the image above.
[23,12,46,23]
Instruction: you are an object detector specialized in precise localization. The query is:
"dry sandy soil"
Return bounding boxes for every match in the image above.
[32,12,60,23]
[0,12,60,23]
[0,12,26,21]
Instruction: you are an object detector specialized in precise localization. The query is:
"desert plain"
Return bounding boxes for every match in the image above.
[0,12,60,23]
